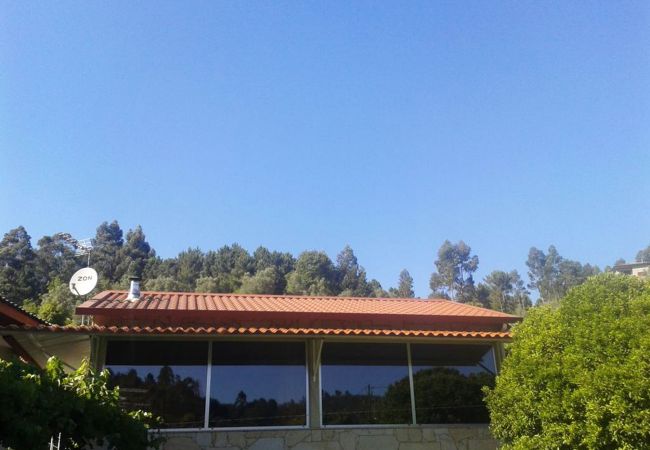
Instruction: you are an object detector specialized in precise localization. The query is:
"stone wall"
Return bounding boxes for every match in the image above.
[160,425,498,450]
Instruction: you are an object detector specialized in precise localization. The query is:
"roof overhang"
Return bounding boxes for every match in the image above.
[0,323,512,341]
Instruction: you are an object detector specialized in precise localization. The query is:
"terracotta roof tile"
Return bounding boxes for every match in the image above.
[78,290,519,321]
[0,323,511,340]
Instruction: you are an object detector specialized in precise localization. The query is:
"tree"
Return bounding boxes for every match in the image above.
[35,233,80,293]
[636,244,650,263]
[144,276,184,292]
[203,244,254,280]
[485,274,650,449]
[482,270,531,315]
[238,267,278,294]
[389,269,415,298]
[472,283,491,309]
[252,247,295,294]
[368,279,388,298]
[0,226,38,304]
[37,278,78,324]
[286,251,338,296]
[0,356,161,450]
[526,245,599,304]
[429,240,478,301]
[175,248,204,290]
[335,245,371,297]
[117,225,154,280]
[92,221,124,283]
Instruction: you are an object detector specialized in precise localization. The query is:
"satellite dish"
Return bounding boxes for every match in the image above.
[69,267,98,296]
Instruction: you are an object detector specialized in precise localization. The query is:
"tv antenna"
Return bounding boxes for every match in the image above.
[54,233,93,266]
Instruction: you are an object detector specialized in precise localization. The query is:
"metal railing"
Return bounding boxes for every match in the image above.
[48,434,61,450]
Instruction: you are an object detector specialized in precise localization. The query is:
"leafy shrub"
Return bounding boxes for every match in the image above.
[485,274,650,449]
[0,356,163,450]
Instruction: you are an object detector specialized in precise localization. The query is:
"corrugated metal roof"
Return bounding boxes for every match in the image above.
[78,290,518,320]
[0,323,512,340]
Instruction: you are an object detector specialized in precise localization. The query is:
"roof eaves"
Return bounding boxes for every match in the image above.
[0,295,50,326]
[0,323,513,340]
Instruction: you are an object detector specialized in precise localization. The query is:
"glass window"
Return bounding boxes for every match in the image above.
[321,342,412,425]
[410,343,496,424]
[209,341,307,427]
[105,341,208,429]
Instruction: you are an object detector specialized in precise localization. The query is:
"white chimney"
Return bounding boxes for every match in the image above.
[127,276,141,301]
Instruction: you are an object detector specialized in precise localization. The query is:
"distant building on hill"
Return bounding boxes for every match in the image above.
[613,262,650,279]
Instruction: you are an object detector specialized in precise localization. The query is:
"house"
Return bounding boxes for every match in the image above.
[0,280,519,450]
[613,262,650,279]
[0,295,48,364]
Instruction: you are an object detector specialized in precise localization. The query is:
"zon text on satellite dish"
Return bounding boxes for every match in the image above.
[69,267,99,296]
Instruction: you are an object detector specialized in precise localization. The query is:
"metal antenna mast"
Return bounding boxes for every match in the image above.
[54,233,94,266]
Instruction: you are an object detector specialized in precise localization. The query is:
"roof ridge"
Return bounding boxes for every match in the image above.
[98,289,449,304]
[84,290,521,320]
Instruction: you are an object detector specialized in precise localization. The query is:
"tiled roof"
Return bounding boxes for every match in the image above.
[0,295,49,326]
[78,290,518,321]
[0,323,511,340]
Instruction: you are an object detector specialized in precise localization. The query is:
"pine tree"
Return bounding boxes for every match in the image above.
[0,226,38,304]
[92,221,124,283]
[335,245,371,297]
[429,240,478,302]
[390,269,414,298]
[286,251,338,296]
[117,225,154,279]
[35,233,80,292]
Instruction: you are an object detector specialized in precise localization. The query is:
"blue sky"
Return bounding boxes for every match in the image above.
[1,1,649,297]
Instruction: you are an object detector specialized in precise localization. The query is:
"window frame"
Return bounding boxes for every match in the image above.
[206,339,311,431]
[101,336,498,431]
[318,339,498,429]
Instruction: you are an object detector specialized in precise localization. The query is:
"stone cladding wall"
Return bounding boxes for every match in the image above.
[160,425,498,450]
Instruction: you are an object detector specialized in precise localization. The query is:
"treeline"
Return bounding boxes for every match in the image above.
[0,221,646,324]
[0,222,409,323]
[428,240,603,315]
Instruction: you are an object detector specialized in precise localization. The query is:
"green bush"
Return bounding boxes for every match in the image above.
[0,356,163,450]
[485,274,650,449]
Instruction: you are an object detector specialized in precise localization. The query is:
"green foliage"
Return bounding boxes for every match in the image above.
[175,247,205,290]
[389,269,414,298]
[144,275,184,292]
[117,225,154,279]
[252,246,295,293]
[485,274,650,449]
[286,251,338,296]
[429,240,479,301]
[368,279,388,298]
[335,246,371,297]
[37,278,78,325]
[526,245,600,304]
[0,356,162,450]
[238,267,279,294]
[92,221,125,283]
[0,226,38,305]
[479,270,531,315]
[35,233,80,293]
[636,244,650,263]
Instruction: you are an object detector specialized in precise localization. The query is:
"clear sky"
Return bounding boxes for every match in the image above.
[1,1,649,297]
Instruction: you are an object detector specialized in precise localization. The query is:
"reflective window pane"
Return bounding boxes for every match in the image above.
[105,341,208,429]
[209,341,306,427]
[411,344,496,424]
[321,343,412,425]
